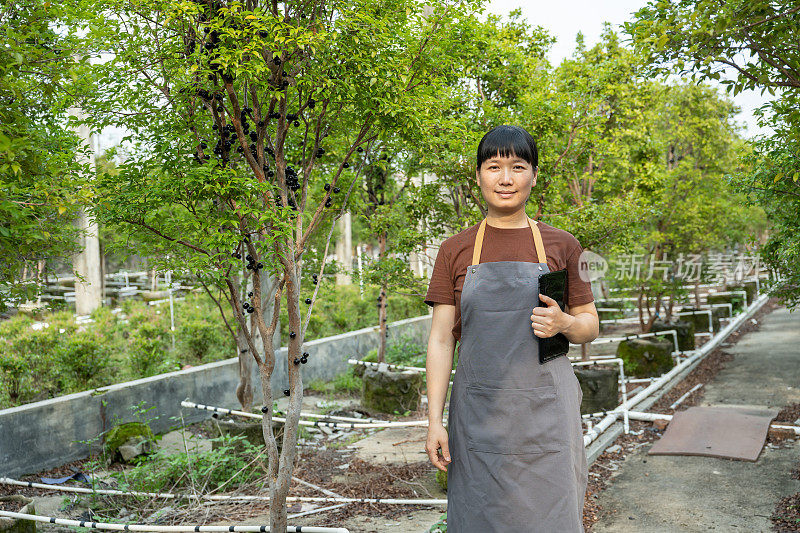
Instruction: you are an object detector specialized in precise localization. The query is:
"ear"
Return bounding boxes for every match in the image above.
[476,168,481,187]
[531,167,538,188]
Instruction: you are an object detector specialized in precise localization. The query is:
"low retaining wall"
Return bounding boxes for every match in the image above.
[0,314,432,477]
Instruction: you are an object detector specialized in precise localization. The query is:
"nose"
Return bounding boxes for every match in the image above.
[499,167,514,185]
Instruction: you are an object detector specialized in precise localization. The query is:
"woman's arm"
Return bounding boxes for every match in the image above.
[425,302,456,471]
[531,296,600,345]
[561,301,600,344]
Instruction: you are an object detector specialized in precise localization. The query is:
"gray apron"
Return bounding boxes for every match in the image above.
[446,217,587,532]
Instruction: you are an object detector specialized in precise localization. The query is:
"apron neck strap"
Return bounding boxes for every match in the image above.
[472,216,547,266]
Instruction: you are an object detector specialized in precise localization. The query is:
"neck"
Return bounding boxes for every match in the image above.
[486,209,530,229]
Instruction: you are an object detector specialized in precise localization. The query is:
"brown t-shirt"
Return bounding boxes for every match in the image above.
[424,220,595,342]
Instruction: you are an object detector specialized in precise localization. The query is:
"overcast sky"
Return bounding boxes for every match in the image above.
[484,0,774,139]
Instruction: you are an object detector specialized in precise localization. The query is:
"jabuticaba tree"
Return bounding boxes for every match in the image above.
[81,0,477,529]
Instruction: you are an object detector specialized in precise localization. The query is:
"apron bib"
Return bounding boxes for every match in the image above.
[446,217,588,532]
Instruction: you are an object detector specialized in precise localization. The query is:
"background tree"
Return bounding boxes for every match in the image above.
[349,142,431,363]
[0,1,89,310]
[625,0,800,308]
[81,0,477,529]
[628,82,758,331]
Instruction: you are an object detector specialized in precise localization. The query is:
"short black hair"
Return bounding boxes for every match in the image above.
[476,125,539,170]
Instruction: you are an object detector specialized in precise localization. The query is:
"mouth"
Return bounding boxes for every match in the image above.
[496,191,516,198]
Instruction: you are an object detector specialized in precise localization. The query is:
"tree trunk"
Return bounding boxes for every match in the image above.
[246,271,280,412]
[236,325,254,413]
[377,231,388,363]
[267,250,304,533]
[666,291,675,322]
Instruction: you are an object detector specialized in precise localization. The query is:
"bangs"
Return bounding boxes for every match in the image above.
[476,125,538,169]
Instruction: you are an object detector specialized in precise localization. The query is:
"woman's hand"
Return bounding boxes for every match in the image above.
[531,293,575,338]
[426,423,451,472]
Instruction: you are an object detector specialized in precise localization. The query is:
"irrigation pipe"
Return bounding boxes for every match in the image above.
[571,329,680,353]
[290,477,342,499]
[181,401,427,429]
[676,309,714,333]
[708,289,749,306]
[709,302,734,317]
[0,478,447,506]
[621,377,658,384]
[283,411,385,424]
[0,511,349,533]
[669,383,704,410]
[287,503,349,520]
[346,359,455,376]
[581,293,769,448]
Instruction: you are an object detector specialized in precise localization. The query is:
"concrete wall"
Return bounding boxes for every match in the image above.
[0,314,432,477]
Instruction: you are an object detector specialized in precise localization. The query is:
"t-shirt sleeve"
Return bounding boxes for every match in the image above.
[566,240,595,307]
[424,242,455,307]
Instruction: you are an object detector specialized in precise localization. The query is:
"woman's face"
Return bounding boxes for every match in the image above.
[476,153,537,214]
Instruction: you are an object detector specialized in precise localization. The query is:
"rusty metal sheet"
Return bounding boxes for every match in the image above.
[648,406,777,462]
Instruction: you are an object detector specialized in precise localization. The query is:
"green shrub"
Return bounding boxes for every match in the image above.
[176,318,233,364]
[282,283,428,344]
[127,322,176,378]
[332,368,363,393]
[115,433,266,493]
[1,325,61,402]
[0,284,429,407]
[363,334,426,367]
[306,367,363,395]
[0,350,32,404]
[55,330,113,389]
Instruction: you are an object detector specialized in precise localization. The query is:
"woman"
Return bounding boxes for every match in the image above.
[424,125,600,532]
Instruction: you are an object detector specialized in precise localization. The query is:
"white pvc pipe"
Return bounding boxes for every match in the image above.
[181,401,427,429]
[572,329,679,353]
[676,309,714,333]
[621,377,657,384]
[669,383,703,410]
[0,478,447,506]
[287,411,385,424]
[0,511,349,533]
[291,477,342,499]
[287,503,349,520]
[707,289,748,306]
[709,302,733,317]
[346,358,453,375]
